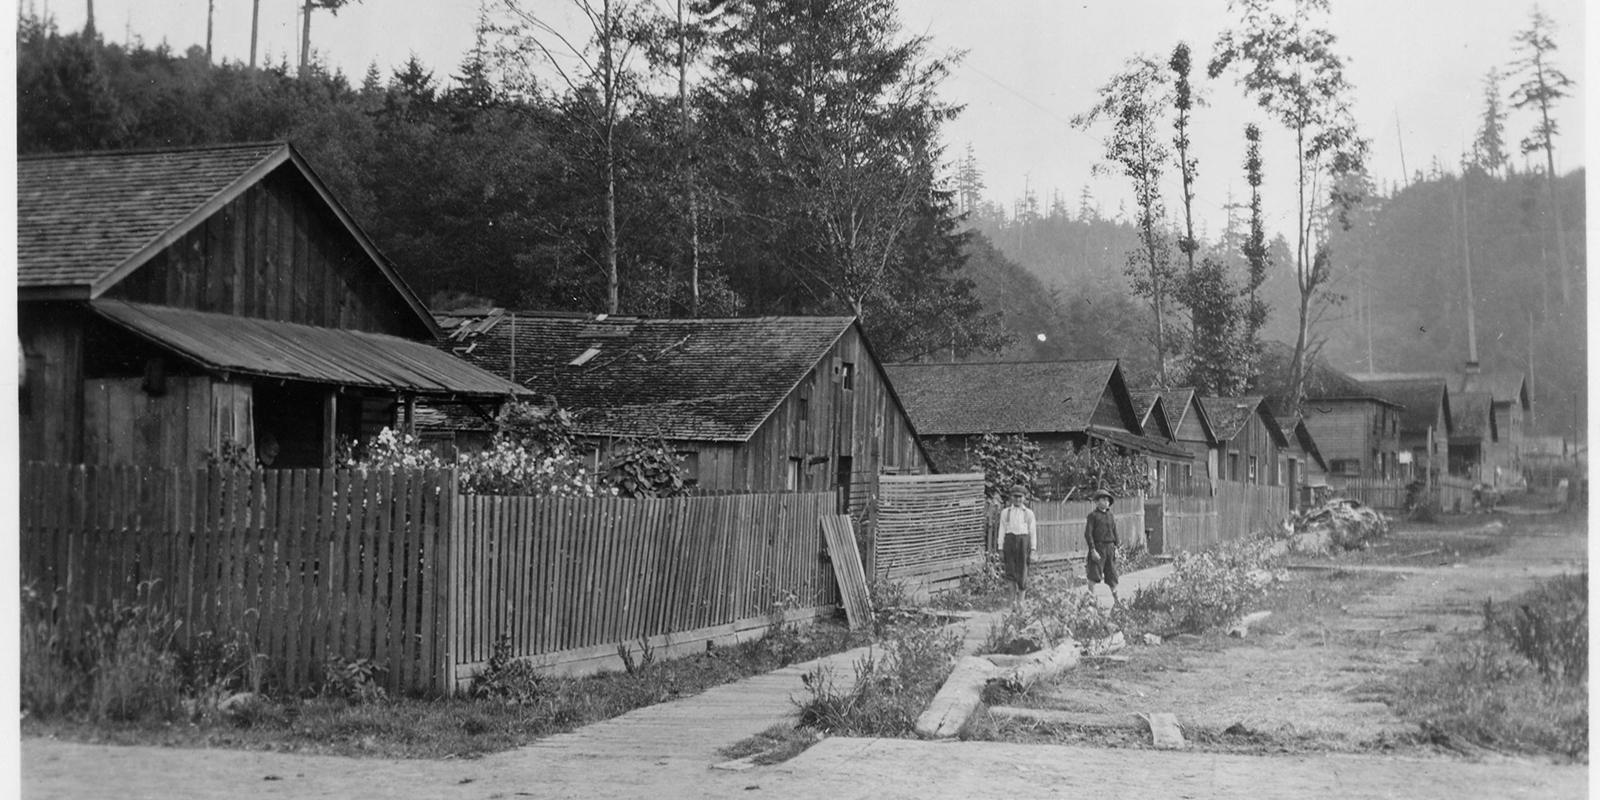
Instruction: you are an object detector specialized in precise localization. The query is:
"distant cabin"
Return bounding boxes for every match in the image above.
[424,310,928,515]
[18,141,525,468]
[1199,396,1290,488]
[883,360,1192,496]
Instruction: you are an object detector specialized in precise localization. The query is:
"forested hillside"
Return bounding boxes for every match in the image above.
[1318,168,1585,433]
[965,166,1585,435]
[15,8,1009,363]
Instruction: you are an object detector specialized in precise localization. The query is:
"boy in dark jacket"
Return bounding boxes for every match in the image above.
[1084,488,1119,605]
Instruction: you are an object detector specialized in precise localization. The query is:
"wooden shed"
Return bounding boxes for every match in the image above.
[424,310,928,515]
[18,142,527,468]
[1199,396,1290,487]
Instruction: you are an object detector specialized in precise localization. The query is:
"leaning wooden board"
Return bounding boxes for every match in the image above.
[820,515,872,629]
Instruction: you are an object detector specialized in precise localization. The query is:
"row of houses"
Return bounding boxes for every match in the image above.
[18,141,1527,509]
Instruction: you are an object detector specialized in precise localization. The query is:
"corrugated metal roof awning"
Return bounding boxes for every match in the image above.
[94,300,529,398]
[1088,425,1193,460]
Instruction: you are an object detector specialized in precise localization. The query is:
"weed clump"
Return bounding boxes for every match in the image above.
[794,620,960,736]
[1391,572,1588,761]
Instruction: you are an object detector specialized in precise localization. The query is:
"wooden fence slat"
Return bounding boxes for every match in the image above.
[373,469,397,694]
[407,471,426,691]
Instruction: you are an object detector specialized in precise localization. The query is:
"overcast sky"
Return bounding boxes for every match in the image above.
[30,0,1588,240]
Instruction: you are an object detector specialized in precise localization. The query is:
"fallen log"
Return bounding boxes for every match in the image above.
[983,640,1081,694]
[913,656,996,739]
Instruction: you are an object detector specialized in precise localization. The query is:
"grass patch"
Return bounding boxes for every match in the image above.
[1388,572,1588,762]
[23,589,873,759]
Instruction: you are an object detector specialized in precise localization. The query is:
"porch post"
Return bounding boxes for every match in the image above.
[322,390,338,467]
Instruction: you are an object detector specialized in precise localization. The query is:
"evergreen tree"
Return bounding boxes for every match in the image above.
[1471,67,1509,176]
[1509,6,1575,305]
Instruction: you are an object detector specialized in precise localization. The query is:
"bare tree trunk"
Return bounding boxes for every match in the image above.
[1459,187,1478,365]
[1288,126,1309,412]
[83,0,94,36]
[299,0,312,77]
[205,0,214,63]
[250,0,260,68]
[1539,111,1570,305]
[603,0,619,315]
[678,0,700,316]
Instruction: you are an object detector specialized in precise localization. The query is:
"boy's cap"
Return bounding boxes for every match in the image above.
[1091,489,1115,502]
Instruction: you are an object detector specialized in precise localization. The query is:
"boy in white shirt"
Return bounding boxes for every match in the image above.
[998,487,1037,590]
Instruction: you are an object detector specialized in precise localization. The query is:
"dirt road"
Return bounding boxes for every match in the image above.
[991,513,1589,757]
[20,513,1588,799]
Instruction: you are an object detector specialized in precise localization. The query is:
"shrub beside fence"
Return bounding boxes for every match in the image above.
[20,463,456,695]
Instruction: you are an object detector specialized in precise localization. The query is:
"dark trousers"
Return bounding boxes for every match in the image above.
[1086,541,1118,589]
[1002,534,1030,590]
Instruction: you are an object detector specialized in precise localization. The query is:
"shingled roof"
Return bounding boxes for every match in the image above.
[435,311,865,441]
[1130,390,1177,441]
[18,141,437,334]
[1199,396,1289,447]
[1451,391,1497,443]
[1158,387,1216,443]
[1461,372,1529,410]
[883,360,1134,437]
[1360,376,1453,437]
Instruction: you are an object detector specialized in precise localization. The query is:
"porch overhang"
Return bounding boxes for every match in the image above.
[92,300,530,399]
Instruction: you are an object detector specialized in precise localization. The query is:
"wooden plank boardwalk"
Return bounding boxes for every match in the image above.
[519,564,1175,764]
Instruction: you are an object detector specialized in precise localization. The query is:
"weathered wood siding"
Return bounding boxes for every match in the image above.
[1301,402,1369,472]
[81,376,253,467]
[692,326,925,501]
[1302,400,1402,479]
[19,303,86,464]
[104,171,424,337]
[1218,412,1281,485]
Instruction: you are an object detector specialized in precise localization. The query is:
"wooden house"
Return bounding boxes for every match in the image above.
[425,310,927,515]
[1159,387,1219,494]
[1348,366,1524,486]
[18,142,527,468]
[884,360,1191,494]
[1293,363,1404,481]
[1355,376,1454,484]
[1447,391,1496,482]
[1460,369,1530,485]
[1274,413,1329,506]
[1130,390,1203,496]
[1198,397,1290,487]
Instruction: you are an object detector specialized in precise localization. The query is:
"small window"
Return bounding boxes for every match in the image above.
[787,457,803,491]
[1248,455,1258,484]
[1228,453,1240,481]
[842,362,856,390]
